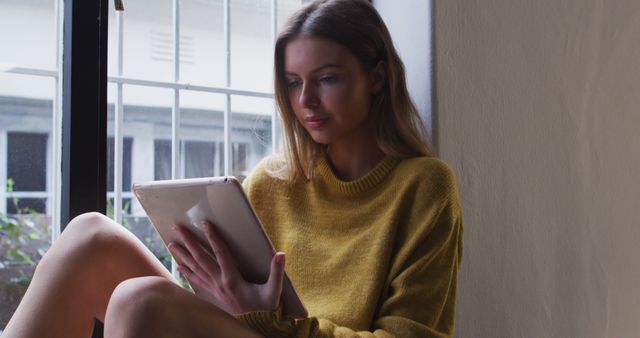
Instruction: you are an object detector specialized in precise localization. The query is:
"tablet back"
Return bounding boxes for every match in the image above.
[133,176,307,318]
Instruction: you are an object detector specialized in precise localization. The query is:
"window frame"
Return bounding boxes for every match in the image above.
[1,0,65,242]
[0,131,7,214]
[59,0,109,229]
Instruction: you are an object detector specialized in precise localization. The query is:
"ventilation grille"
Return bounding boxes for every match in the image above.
[150,31,195,64]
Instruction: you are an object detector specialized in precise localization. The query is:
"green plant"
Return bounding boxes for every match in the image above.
[0,179,51,284]
[106,198,132,230]
[0,213,43,266]
[106,199,175,271]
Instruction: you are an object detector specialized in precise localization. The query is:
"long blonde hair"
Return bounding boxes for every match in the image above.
[269,0,434,180]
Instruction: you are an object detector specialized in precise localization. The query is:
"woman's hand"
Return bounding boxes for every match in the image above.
[167,221,285,314]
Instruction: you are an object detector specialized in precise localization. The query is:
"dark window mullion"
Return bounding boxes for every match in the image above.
[60,0,109,228]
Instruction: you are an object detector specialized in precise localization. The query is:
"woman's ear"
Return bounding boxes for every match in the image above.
[369,61,386,94]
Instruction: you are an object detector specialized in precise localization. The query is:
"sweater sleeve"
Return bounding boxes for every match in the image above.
[234,186,464,338]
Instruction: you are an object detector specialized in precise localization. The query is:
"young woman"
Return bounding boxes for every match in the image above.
[4,0,463,337]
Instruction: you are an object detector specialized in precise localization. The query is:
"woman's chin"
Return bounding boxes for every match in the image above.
[307,132,332,145]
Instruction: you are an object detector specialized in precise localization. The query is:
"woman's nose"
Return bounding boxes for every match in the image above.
[299,84,319,108]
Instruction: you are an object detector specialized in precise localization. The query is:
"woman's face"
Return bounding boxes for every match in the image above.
[284,36,377,147]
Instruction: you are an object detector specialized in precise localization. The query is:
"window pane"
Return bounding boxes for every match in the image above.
[107,137,133,192]
[7,198,47,214]
[126,216,171,268]
[231,95,273,179]
[184,141,215,178]
[123,84,174,185]
[218,142,225,176]
[7,132,48,192]
[231,0,273,92]
[107,197,132,215]
[232,142,248,175]
[277,0,304,31]
[180,90,226,178]
[0,73,55,107]
[0,0,57,70]
[179,0,225,87]
[154,139,171,180]
[0,73,56,330]
[107,83,173,203]
[113,0,174,82]
[107,84,173,269]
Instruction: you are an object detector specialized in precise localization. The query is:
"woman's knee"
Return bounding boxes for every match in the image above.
[38,212,129,269]
[106,277,261,338]
[105,276,179,336]
[65,212,118,240]
[66,212,131,250]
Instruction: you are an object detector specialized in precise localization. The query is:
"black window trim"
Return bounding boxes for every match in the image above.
[60,0,109,228]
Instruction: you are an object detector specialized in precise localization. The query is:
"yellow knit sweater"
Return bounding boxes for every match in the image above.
[237,155,464,338]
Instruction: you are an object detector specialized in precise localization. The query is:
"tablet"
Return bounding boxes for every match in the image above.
[132,176,307,318]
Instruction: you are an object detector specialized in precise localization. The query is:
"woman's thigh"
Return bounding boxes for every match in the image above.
[3,212,175,338]
[44,212,176,316]
[105,276,263,338]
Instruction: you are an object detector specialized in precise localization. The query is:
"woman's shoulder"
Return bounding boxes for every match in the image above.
[394,156,457,188]
[393,156,463,236]
[387,156,461,209]
[242,154,290,193]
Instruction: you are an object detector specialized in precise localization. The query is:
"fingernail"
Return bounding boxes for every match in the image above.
[277,252,285,264]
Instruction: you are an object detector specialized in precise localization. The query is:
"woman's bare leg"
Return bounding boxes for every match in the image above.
[104,276,263,338]
[3,212,174,338]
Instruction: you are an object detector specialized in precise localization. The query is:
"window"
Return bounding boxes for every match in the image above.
[106,0,306,273]
[107,136,133,215]
[184,140,216,178]
[154,139,172,181]
[108,136,133,192]
[232,142,249,176]
[6,132,48,214]
[155,139,249,180]
[0,0,62,329]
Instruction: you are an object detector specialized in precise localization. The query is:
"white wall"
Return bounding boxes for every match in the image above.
[435,1,640,337]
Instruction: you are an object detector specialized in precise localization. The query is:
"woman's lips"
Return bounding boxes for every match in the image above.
[304,116,329,129]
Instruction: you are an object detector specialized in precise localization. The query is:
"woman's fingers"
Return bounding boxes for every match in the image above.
[170,223,285,313]
[264,252,286,309]
[176,264,206,289]
[171,226,221,280]
[167,242,196,270]
[167,241,212,280]
[202,221,242,284]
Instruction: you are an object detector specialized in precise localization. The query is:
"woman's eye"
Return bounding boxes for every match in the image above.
[319,75,339,84]
[286,79,301,88]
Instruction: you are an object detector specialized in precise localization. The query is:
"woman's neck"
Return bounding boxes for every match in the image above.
[326,136,385,182]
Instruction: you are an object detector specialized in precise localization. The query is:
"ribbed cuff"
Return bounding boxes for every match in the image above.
[234,304,296,338]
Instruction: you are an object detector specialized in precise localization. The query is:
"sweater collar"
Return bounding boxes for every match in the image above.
[316,155,401,196]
